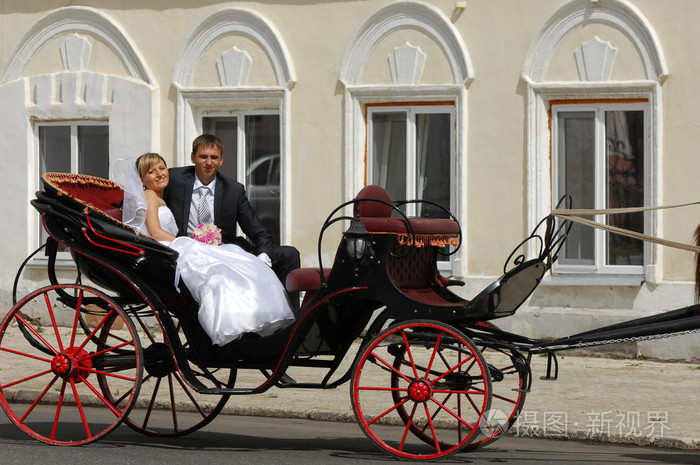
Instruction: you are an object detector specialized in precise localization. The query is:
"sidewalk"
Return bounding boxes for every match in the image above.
[1,323,698,450]
[217,352,700,450]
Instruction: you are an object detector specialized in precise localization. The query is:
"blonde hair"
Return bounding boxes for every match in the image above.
[136,153,167,178]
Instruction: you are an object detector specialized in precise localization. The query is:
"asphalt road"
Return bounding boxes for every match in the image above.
[1,407,700,465]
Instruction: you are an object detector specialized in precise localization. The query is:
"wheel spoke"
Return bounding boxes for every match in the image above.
[0,368,54,389]
[19,375,60,423]
[423,331,442,378]
[15,314,59,356]
[400,330,419,379]
[398,402,418,451]
[367,396,410,426]
[44,292,65,353]
[173,371,208,418]
[68,290,83,348]
[167,374,179,431]
[74,310,116,353]
[366,349,414,384]
[427,356,472,387]
[141,376,162,430]
[423,403,440,453]
[70,378,92,438]
[429,395,476,428]
[50,380,68,441]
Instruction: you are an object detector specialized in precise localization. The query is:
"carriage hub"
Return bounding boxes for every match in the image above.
[50,347,91,380]
[144,342,176,377]
[407,379,432,402]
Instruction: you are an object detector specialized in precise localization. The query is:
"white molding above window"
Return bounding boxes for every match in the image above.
[172,8,295,90]
[388,43,426,85]
[0,6,155,85]
[521,0,667,84]
[574,37,617,81]
[217,47,252,87]
[339,1,472,87]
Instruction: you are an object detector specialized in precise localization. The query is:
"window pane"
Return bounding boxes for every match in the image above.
[558,112,595,265]
[78,126,109,177]
[203,117,238,180]
[39,126,71,174]
[245,114,280,245]
[606,110,644,265]
[371,112,406,202]
[415,113,450,218]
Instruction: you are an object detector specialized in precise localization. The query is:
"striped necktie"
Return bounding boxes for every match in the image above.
[197,186,212,225]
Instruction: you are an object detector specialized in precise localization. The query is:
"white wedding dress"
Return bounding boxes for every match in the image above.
[150,206,294,346]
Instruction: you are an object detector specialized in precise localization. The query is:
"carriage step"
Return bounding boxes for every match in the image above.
[277,374,297,386]
[198,387,256,395]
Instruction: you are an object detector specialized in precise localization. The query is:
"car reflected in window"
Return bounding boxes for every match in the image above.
[246,154,280,245]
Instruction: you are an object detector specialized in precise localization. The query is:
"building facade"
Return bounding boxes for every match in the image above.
[2,0,699,360]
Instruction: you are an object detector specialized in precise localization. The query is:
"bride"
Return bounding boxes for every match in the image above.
[113,153,294,346]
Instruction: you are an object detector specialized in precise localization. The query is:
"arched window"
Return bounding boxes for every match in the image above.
[173,8,294,244]
[521,0,666,284]
[339,1,472,274]
[0,6,157,256]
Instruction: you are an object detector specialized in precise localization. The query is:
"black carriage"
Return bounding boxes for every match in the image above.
[2,173,700,460]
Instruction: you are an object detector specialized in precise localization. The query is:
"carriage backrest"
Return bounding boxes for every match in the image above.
[357,185,393,218]
[355,185,460,289]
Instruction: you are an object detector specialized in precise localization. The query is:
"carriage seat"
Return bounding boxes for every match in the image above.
[286,267,331,293]
[356,186,464,306]
[285,267,332,316]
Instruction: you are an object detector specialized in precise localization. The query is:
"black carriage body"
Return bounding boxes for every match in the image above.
[28,174,563,384]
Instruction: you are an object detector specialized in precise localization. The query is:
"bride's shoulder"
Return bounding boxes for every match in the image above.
[144,189,166,206]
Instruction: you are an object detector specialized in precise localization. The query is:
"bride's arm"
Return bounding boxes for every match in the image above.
[144,190,176,242]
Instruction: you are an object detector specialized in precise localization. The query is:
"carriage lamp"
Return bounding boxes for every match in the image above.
[344,220,371,261]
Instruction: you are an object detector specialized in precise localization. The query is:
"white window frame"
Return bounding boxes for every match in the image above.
[366,103,456,272]
[37,121,109,174]
[34,120,110,261]
[176,92,291,243]
[201,110,280,187]
[366,104,456,217]
[201,110,282,244]
[551,101,650,279]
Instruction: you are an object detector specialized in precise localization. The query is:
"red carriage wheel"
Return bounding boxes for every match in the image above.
[350,320,492,460]
[0,284,143,445]
[98,312,234,436]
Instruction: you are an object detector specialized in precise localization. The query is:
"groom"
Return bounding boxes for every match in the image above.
[165,134,300,306]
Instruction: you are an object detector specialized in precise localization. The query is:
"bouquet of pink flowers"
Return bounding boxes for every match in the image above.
[192,223,222,246]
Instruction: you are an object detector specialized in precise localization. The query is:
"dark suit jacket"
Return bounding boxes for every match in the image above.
[165,166,274,255]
